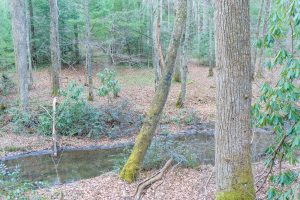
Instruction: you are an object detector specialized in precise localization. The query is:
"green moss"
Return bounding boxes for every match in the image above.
[173,75,181,82]
[87,94,93,101]
[119,158,139,183]
[208,69,214,77]
[52,86,59,96]
[216,165,255,200]
[120,127,151,183]
[176,99,183,108]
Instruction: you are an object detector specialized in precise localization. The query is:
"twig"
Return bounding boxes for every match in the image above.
[40,105,53,119]
[134,159,173,200]
[256,134,288,193]
[52,97,58,157]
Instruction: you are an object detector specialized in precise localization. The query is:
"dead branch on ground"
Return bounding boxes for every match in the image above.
[134,159,173,200]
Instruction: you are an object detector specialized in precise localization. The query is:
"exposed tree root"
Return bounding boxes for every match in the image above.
[134,159,173,200]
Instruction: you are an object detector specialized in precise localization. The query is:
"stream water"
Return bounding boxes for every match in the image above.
[1,125,272,186]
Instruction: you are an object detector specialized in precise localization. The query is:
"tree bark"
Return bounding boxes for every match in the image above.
[256,0,271,78]
[120,0,187,183]
[215,0,255,199]
[74,23,80,64]
[10,0,29,111]
[49,0,61,96]
[176,0,192,108]
[173,49,182,82]
[152,0,165,90]
[208,0,214,77]
[26,0,33,88]
[28,0,36,67]
[84,0,93,101]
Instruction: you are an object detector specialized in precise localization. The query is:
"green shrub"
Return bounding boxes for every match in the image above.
[38,81,106,137]
[9,108,39,134]
[38,82,141,138]
[97,68,121,99]
[0,73,15,96]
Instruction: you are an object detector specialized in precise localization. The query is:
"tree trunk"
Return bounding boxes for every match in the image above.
[120,0,187,183]
[215,0,255,199]
[176,0,192,108]
[10,0,29,111]
[28,0,36,68]
[252,0,265,78]
[256,0,271,78]
[173,49,182,82]
[208,0,214,77]
[84,0,93,101]
[49,0,61,96]
[26,0,33,88]
[74,23,80,64]
[152,0,165,90]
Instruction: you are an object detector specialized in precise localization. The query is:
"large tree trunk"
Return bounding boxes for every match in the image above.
[256,0,271,78]
[49,0,61,96]
[215,1,255,199]
[10,0,29,111]
[152,0,165,90]
[176,0,192,108]
[120,0,187,183]
[84,0,93,101]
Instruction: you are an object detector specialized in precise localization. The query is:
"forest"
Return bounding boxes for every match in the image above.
[0,0,299,199]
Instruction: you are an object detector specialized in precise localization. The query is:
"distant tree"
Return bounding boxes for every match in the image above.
[215,0,255,199]
[49,0,61,96]
[176,0,192,108]
[10,0,29,111]
[73,23,80,64]
[120,0,187,183]
[256,0,271,77]
[84,0,93,101]
[252,0,265,77]
[25,0,33,88]
[27,0,36,68]
[207,0,214,77]
[152,0,165,90]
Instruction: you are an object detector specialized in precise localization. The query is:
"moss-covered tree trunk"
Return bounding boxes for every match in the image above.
[120,0,187,183]
[49,0,61,96]
[173,51,181,82]
[215,0,255,199]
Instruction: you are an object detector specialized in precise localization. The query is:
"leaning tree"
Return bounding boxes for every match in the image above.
[120,0,187,183]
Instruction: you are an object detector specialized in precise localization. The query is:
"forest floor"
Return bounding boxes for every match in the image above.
[37,161,294,200]
[1,60,282,199]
